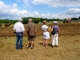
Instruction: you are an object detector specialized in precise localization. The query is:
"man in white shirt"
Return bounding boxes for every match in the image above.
[13,18,25,49]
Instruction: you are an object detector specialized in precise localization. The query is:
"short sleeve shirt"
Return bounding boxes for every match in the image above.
[41,25,48,32]
[52,25,59,34]
[13,22,25,32]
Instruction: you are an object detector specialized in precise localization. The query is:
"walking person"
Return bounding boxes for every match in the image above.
[26,19,36,49]
[41,20,50,47]
[13,18,25,49]
[51,21,60,48]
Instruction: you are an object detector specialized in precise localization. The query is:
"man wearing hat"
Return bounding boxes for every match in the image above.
[51,21,60,48]
[13,18,25,49]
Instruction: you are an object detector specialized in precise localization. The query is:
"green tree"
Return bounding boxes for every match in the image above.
[33,18,40,24]
[71,18,78,21]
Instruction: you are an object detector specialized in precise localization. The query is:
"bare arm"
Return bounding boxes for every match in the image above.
[26,24,29,33]
[58,28,60,33]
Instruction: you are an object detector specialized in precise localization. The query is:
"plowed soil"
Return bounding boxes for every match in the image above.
[0,23,80,37]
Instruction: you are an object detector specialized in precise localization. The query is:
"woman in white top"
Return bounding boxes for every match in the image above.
[41,20,50,47]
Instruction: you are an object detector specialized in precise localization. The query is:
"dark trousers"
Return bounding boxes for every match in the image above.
[16,32,23,49]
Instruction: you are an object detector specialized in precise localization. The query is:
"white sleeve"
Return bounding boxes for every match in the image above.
[45,26,48,29]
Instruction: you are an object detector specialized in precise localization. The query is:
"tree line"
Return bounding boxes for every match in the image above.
[0,17,80,24]
[0,19,18,24]
[22,17,63,24]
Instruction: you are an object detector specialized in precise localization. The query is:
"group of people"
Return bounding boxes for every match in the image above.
[41,20,60,48]
[13,18,60,49]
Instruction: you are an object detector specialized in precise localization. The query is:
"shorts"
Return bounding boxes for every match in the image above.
[28,35,35,41]
[43,32,50,39]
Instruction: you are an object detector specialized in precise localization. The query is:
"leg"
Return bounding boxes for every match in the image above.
[19,32,23,49]
[16,33,19,49]
[55,34,58,46]
[19,36,23,49]
[45,32,49,47]
[31,41,34,49]
[30,36,35,49]
[26,35,30,48]
[45,39,48,47]
[43,39,45,46]
[31,36,34,46]
[52,35,56,47]
[26,41,30,49]
[31,41,34,45]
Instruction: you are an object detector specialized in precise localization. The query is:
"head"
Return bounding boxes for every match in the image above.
[53,21,58,25]
[18,18,23,22]
[43,20,47,25]
[28,18,32,23]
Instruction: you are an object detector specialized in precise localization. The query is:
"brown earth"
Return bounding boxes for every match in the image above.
[0,23,80,37]
[0,23,80,60]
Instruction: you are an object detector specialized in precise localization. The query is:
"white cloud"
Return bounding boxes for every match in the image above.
[61,8,80,18]
[17,0,80,8]
[0,1,80,19]
[31,0,80,7]
[66,8,80,15]
[13,3,17,7]
[23,0,33,8]
[0,1,30,19]
[16,0,21,2]
[23,0,30,6]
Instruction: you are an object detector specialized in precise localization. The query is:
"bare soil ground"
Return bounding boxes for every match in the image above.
[0,23,80,37]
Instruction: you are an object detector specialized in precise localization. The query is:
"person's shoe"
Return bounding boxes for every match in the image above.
[55,45,58,47]
[43,44,46,47]
[16,48,19,50]
[31,45,34,49]
[20,48,22,50]
[51,45,54,48]
[45,46,48,48]
[26,45,29,49]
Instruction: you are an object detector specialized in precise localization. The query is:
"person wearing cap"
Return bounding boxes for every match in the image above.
[51,21,60,48]
[13,18,25,49]
[41,20,50,47]
[26,18,36,49]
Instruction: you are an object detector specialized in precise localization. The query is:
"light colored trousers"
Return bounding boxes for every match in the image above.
[52,34,58,46]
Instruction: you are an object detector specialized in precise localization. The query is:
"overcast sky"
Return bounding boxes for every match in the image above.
[0,0,80,19]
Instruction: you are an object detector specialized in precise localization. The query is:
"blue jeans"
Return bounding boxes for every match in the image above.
[16,32,23,49]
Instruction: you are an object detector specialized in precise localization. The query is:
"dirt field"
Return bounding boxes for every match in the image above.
[0,23,80,37]
[0,23,80,60]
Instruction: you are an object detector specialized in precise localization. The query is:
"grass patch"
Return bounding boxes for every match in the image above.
[0,36,80,60]
[0,43,4,48]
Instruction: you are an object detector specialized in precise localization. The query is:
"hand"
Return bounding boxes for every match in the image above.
[14,32,16,34]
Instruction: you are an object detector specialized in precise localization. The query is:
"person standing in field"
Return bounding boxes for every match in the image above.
[51,21,60,48]
[26,19,36,49]
[13,18,25,49]
[41,20,50,47]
